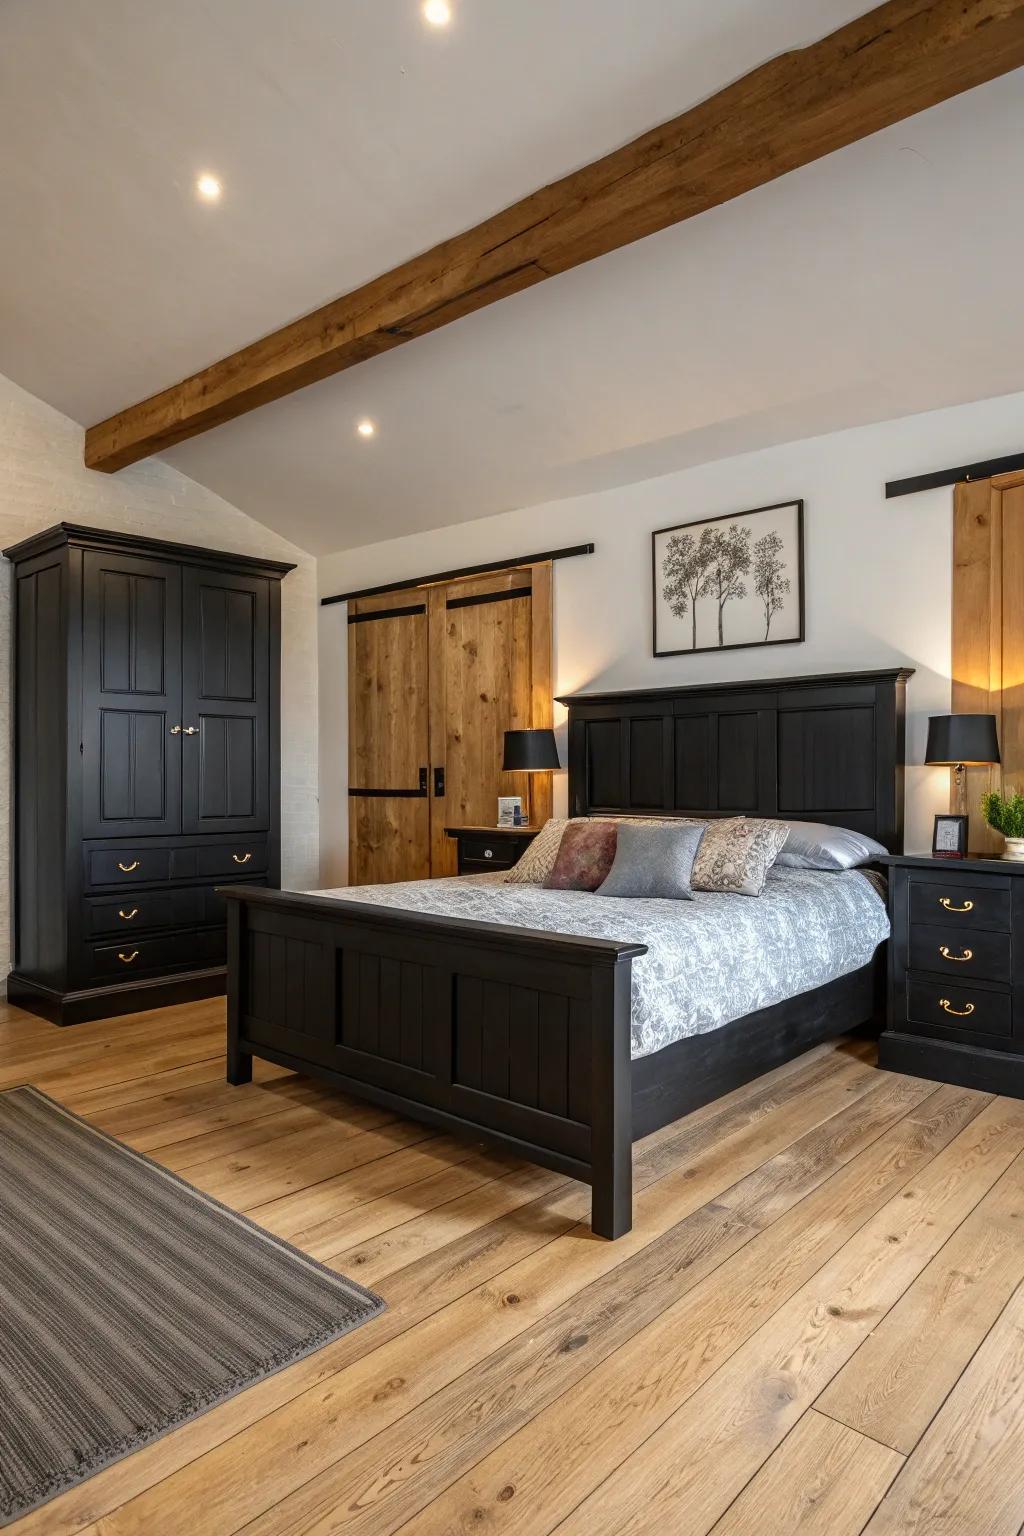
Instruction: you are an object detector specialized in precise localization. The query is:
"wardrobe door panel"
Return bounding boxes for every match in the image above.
[181,568,270,835]
[82,552,182,838]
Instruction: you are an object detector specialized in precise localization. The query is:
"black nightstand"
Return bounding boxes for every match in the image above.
[445,825,539,876]
[878,853,1024,1099]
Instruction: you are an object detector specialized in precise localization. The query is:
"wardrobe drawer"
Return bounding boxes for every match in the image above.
[908,922,1012,985]
[194,841,268,879]
[85,891,182,938]
[88,928,225,979]
[905,977,1012,1039]
[909,877,1011,933]
[87,849,171,887]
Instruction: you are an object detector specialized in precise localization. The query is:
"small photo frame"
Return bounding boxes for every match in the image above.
[932,814,968,860]
[497,796,523,828]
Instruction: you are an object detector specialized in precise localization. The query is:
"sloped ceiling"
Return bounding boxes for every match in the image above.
[1,0,1022,553]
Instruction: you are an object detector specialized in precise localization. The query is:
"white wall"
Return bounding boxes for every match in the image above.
[0,372,319,984]
[319,388,1024,879]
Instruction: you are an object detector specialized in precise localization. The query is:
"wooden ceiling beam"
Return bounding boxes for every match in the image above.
[85,0,1024,472]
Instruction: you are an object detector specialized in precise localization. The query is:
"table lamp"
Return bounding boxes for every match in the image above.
[925,713,1000,852]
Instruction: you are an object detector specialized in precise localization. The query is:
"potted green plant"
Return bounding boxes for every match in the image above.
[980,788,1024,861]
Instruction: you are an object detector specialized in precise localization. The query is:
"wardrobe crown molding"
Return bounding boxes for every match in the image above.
[3,522,296,578]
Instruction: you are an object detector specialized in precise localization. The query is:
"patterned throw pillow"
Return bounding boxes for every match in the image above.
[504,818,570,884]
[690,817,790,896]
[544,821,619,891]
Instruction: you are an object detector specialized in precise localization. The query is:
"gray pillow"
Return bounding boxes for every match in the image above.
[598,822,705,899]
[774,820,887,871]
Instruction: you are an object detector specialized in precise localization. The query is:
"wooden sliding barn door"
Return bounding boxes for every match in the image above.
[952,471,1024,856]
[348,589,430,884]
[429,565,553,876]
[347,564,553,884]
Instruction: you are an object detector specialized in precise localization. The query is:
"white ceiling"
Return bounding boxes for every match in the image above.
[1,0,1023,555]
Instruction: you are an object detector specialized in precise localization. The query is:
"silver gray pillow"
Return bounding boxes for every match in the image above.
[774,820,887,871]
[598,822,706,900]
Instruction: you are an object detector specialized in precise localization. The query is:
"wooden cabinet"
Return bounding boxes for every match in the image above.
[5,523,293,1025]
[879,855,1024,1097]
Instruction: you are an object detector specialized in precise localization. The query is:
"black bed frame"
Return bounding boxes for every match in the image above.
[225,667,911,1239]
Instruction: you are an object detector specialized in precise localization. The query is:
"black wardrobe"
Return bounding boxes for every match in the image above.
[4,523,294,1024]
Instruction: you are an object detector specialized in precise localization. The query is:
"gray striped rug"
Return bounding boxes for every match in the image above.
[0,1085,385,1527]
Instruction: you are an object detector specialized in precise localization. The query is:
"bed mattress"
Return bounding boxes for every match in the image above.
[313,866,889,1061]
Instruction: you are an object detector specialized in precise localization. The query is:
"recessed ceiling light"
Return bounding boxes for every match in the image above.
[422,0,451,26]
[195,172,223,203]
[357,419,377,438]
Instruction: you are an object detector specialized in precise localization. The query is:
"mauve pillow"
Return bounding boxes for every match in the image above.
[774,820,888,870]
[598,821,706,899]
[544,821,618,891]
[504,817,569,884]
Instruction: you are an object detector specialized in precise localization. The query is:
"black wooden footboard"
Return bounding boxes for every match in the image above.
[223,887,646,1238]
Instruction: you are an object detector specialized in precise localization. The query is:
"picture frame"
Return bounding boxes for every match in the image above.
[932,813,969,860]
[652,499,804,658]
[497,795,523,828]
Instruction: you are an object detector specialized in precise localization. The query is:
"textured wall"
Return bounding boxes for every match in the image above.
[0,373,319,987]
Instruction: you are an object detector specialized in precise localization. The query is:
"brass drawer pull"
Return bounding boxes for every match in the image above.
[939,897,973,912]
[939,998,975,1017]
[117,860,140,873]
[232,852,253,864]
[484,849,494,859]
[939,945,973,963]
[118,950,140,964]
[118,908,139,922]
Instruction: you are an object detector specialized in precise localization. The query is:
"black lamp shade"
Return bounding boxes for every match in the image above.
[925,713,1000,767]
[503,729,560,771]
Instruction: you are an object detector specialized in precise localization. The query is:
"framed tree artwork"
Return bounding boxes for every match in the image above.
[652,500,804,657]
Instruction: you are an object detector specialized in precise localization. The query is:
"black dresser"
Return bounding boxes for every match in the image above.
[878,853,1024,1098]
[5,523,294,1025]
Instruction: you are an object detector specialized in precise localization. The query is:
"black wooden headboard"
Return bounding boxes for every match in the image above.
[556,668,913,853]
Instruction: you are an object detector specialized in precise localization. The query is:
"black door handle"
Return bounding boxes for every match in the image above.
[419,766,428,793]
[434,766,445,797]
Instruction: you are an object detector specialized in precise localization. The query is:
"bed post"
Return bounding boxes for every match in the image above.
[225,895,253,1086]
[589,956,634,1239]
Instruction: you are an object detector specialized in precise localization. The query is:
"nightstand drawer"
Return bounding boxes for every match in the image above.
[909,876,1011,933]
[460,858,513,876]
[908,922,1011,984]
[459,837,519,865]
[906,978,1012,1039]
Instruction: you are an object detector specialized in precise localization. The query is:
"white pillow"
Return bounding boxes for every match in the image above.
[774,820,887,871]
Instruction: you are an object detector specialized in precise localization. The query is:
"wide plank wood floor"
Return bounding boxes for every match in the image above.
[4,996,1024,1535]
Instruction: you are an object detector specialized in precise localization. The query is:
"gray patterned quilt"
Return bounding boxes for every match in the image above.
[313,866,889,1060]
